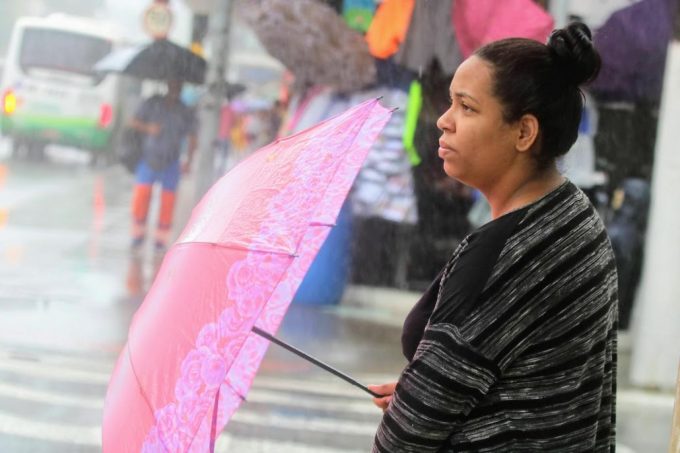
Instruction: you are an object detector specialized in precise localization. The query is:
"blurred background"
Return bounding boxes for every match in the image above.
[0,0,678,452]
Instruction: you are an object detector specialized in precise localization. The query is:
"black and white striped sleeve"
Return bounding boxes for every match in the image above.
[373,322,501,452]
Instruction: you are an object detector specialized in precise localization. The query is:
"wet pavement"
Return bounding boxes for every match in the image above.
[0,143,675,452]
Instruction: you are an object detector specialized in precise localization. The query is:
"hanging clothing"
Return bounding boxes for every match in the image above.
[285,86,418,225]
[351,87,418,225]
[590,0,676,103]
[394,0,462,75]
[365,0,415,59]
[402,80,422,166]
[343,0,377,33]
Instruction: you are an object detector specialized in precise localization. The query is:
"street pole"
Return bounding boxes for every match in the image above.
[629,0,680,391]
[194,0,233,203]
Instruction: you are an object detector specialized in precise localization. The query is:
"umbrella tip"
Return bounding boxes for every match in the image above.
[375,96,384,101]
[390,107,400,113]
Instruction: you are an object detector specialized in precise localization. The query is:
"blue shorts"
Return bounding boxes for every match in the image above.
[135,159,181,192]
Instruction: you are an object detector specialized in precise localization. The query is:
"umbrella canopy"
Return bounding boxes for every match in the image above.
[102,98,391,451]
[453,0,554,58]
[240,0,377,93]
[589,0,676,103]
[94,39,207,84]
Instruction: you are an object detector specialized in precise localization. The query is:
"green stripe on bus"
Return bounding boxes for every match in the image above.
[1,114,113,149]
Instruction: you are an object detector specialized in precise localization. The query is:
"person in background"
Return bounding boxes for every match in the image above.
[369,22,618,452]
[129,79,198,253]
[268,99,286,141]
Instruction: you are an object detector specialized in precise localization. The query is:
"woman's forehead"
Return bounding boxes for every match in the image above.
[450,56,493,99]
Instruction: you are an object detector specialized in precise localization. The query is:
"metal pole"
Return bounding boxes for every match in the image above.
[194,0,233,203]
[252,326,384,398]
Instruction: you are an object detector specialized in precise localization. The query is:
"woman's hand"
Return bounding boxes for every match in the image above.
[368,382,397,413]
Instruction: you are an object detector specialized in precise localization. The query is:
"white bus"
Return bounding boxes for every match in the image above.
[1,14,137,163]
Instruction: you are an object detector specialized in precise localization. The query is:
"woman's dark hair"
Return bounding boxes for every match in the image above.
[474,22,601,168]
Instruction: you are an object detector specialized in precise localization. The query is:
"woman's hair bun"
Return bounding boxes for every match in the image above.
[547,21,601,86]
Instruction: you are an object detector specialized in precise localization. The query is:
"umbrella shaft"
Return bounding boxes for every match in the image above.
[251,326,383,398]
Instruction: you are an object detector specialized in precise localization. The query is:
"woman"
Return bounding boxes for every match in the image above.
[368,22,618,452]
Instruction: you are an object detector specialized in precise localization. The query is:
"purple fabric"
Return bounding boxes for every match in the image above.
[590,0,676,103]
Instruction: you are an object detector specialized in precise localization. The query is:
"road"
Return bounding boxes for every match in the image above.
[0,143,675,452]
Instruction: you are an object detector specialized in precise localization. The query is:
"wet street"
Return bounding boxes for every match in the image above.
[0,143,675,452]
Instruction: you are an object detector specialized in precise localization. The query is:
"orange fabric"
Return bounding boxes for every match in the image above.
[132,184,152,224]
[365,0,415,59]
[158,190,176,230]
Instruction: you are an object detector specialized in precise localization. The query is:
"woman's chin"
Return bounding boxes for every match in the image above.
[442,162,461,179]
[442,165,475,188]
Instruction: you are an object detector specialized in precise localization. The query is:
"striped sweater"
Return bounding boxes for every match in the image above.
[373,180,618,452]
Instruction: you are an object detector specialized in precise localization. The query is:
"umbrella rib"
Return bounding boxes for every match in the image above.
[124,342,166,446]
[223,379,247,402]
[177,219,340,256]
[175,241,298,257]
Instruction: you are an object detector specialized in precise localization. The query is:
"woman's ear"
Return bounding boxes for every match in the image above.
[516,114,539,152]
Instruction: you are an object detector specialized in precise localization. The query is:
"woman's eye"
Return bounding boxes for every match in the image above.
[461,103,473,112]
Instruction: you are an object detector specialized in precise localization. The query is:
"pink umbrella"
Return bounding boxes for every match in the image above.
[102,99,392,452]
[453,0,554,58]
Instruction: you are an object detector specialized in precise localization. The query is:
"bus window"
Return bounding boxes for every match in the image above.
[19,28,112,81]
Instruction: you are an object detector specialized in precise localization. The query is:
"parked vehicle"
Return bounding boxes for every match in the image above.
[1,14,136,163]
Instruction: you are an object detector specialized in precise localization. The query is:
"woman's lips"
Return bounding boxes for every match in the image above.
[438,141,455,158]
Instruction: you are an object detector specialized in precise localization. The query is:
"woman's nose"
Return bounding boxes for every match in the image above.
[437,108,454,132]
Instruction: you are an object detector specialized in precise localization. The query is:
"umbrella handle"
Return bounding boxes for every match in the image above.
[251,326,384,398]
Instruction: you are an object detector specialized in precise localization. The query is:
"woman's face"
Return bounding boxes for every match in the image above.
[436,56,520,190]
